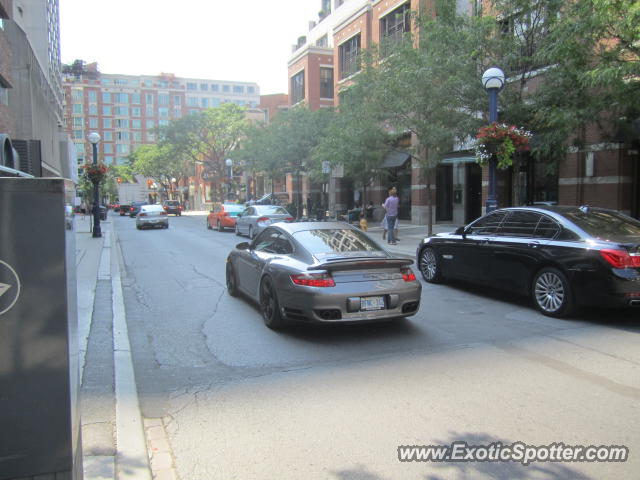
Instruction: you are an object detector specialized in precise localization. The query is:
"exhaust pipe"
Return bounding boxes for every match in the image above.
[630,299,640,307]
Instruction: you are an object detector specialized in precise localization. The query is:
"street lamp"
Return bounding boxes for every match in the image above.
[481,67,506,213]
[87,132,102,238]
[225,158,233,199]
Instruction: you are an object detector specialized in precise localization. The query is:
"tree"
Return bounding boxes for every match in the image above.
[361,1,498,234]
[129,144,188,200]
[160,103,249,202]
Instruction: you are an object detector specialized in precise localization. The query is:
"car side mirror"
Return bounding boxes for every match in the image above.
[455,226,468,238]
[236,242,250,250]
[236,213,242,218]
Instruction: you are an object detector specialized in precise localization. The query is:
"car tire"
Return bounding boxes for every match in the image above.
[235,224,241,236]
[207,219,212,229]
[418,247,443,283]
[260,276,284,329]
[226,262,239,297]
[531,267,574,317]
[217,221,223,232]
[249,225,255,240]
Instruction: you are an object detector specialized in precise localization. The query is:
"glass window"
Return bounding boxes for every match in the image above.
[89,104,98,115]
[211,84,219,92]
[115,93,129,103]
[158,107,169,117]
[233,85,244,94]
[116,144,130,154]
[145,94,154,104]
[145,106,154,116]
[534,216,561,239]
[72,104,83,114]
[467,211,508,235]
[380,2,410,53]
[339,33,361,79]
[73,117,83,127]
[114,106,129,116]
[89,117,98,128]
[498,211,542,237]
[173,95,181,105]
[146,120,155,129]
[247,86,255,94]
[320,68,333,99]
[131,93,141,104]
[201,98,209,108]
[159,119,169,126]
[223,85,230,92]
[211,98,220,107]
[103,106,112,115]
[71,89,83,101]
[103,131,113,140]
[186,82,197,90]
[103,143,113,153]
[102,92,111,102]
[253,229,294,255]
[103,118,112,129]
[200,83,209,91]
[563,209,640,238]
[187,97,198,107]
[115,119,129,128]
[88,90,97,102]
[132,107,141,117]
[291,70,305,104]
[117,131,130,141]
[173,107,182,118]
[132,119,141,128]
[158,94,169,105]
[133,131,142,141]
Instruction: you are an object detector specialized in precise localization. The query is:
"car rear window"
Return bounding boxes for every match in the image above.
[165,201,180,206]
[564,210,640,237]
[142,205,164,213]
[292,228,383,255]
[223,204,245,213]
[256,206,289,215]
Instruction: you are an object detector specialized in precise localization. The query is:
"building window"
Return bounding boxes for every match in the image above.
[89,117,98,128]
[72,117,83,127]
[131,93,141,104]
[114,106,129,116]
[158,107,169,117]
[380,2,410,51]
[211,98,220,107]
[117,131,130,141]
[103,118,112,129]
[316,34,328,47]
[102,92,111,102]
[247,86,255,94]
[186,82,197,90]
[88,90,97,102]
[320,68,333,98]
[223,85,230,93]
[145,94,154,104]
[201,98,209,108]
[103,143,113,153]
[233,85,244,94]
[132,119,141,129]
[158,94,169,105]
[145,106,154,116]
[339,34,361,79]
[115,119,129,128]
[116,144,130,154]
[103,106,112,115]
[133,131,142,141]
[89,104,98,115]
[115,93,129,103]
[200,83,208,91]
[173,107,182,118]
[187,97,198,107]
[72,104,83,114]
[103,131,113,141]
[159,119,169,126]
[132,107,141,117]
[173,95,181,105]
[146,120,155,129]
[72,89,83,101]
[291,70,305,104]
[211,84,219,92]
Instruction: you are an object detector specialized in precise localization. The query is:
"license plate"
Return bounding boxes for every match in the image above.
[360,296,385,311]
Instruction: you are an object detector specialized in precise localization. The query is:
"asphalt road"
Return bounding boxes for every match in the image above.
[113,213,640,480]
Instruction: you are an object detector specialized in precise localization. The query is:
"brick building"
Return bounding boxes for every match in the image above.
[288,0,639,223]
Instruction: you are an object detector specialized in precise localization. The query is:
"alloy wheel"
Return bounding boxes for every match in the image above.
[533,270,568,315]
[419,247,441,283]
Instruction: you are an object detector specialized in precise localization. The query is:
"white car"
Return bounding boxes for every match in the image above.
[135,204,169,230]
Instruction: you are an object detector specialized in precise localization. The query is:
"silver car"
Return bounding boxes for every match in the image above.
[235,205,294,239]
[226,222,422,329]
[135,204,169,229]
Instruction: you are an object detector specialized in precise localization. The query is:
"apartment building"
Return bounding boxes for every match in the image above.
[288,0,639,224]
[1,0,71,178]
[63,69,260,172]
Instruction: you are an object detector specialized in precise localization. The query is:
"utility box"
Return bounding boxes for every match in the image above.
[0,178,82,480]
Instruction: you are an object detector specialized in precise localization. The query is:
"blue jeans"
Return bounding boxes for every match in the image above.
[386,215,397,243]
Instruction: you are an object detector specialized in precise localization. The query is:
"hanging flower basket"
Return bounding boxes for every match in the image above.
[474,122,532,169]
[82,162,109,183]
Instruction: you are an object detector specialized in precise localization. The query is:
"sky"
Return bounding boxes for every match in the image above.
[59,0,321,95]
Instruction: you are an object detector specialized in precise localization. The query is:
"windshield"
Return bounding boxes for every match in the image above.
[255,206,289,215]
[564,210,640,238]
[292,228,383,255]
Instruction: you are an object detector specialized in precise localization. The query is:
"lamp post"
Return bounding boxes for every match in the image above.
[481,67,505,213]
[225,158,233,200]
[87,132,102,238]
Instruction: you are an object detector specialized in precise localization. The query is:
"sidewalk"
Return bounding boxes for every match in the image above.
[75,213,151,480]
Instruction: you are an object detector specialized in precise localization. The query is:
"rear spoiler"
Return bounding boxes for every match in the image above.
[308,257,413,272]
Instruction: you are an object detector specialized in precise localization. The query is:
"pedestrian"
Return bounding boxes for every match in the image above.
[383,187,399,245]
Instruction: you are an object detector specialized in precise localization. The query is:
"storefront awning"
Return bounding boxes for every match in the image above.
[440,155,476,165]
[382,150,411,168]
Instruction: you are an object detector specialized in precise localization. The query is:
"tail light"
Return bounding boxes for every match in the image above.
[257,216,270,223]
[290,273,335,287]
[179,205,183,210]
[401,268,417,282]
[164,206,168,211]
[285,217,295,222]
[130,207,134,212]
[139,212,147,217]
[600,249,640,268]
[160,211,167,216]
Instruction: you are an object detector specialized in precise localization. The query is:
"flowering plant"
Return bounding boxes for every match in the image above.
[82,162,109,183]
[474,123,532,169]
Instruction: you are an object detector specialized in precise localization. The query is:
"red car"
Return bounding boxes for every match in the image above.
[207,203,245,232]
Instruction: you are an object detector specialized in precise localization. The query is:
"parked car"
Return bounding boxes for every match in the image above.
[235,205,294,239]
[135,204,169,230]
[416,206,640,317]
[162,200,182,216]
[207,203,245,231]
[129,201,147,218]
[226,221,421,329]
[119,203,130,216]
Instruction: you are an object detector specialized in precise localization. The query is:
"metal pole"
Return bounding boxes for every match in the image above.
[92,142,102,238]
[486,88,499,213]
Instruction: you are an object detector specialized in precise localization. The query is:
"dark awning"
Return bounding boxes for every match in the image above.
[382,150,411,168]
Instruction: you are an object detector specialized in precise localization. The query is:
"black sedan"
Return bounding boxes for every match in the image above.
[417,206,640,317]
[226,222,422,329]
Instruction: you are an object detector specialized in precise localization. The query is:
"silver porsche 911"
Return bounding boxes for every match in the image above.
[225,221,422,329]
